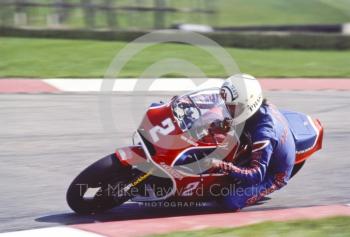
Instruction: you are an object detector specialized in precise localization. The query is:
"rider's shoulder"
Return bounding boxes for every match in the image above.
[246,105,274,131]
[259,102,280,117]
[256,103,274,119]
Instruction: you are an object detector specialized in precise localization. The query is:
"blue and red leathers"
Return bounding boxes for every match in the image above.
[218,102,296,210]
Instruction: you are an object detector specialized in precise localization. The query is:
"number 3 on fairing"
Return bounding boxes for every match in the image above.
[150,118,175,142]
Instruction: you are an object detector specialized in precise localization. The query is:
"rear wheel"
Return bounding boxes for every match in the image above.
[66,154,132,215]
[290,161,305,178]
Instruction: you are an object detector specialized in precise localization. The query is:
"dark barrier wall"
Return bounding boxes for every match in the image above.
[1,27,350,50]
[213,24,343,33]
[206,32,350,50]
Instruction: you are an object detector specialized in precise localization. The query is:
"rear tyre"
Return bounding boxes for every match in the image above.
[66,153,131,215]
[290,161,305,178]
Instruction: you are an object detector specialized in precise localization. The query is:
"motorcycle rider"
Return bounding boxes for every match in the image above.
[210,73,296,211]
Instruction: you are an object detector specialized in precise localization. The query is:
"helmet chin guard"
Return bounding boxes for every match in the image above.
[220,73,263,124]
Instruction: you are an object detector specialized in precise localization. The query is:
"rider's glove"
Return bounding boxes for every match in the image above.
[210,158,238,173]
[209,117,232,134]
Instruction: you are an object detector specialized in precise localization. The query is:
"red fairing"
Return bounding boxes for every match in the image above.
[138,103,221,166]
[115,146,147,166]
[134,101,240,198]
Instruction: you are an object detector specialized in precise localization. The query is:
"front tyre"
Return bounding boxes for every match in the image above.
[66,154,131,215]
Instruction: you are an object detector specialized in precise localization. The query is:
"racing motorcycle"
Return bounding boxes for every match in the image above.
[66,88,323,214]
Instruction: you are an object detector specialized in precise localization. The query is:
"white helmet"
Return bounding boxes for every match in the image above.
[220,73,263,124]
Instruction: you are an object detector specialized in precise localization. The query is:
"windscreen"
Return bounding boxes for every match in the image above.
[171,88,232,140]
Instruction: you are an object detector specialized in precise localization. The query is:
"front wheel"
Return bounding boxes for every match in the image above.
[66,154,132,214]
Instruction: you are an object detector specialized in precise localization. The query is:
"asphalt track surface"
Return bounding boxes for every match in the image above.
[0,91,349,233]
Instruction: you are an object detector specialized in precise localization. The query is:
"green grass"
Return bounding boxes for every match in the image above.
[150,216,350,237]
[215,0,350,27]
[1,37,350,78]
[1,0,350,29]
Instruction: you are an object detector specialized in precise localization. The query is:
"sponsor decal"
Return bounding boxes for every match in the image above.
[180,135,199,146]
[160,163,185,180]
[121,170,154,194]
[247,95,262,112]
[132,171,153,186]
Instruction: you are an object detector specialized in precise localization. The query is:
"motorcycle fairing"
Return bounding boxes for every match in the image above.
[115,89,240,201]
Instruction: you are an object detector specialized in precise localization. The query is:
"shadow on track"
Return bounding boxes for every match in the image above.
[35,198,274,225]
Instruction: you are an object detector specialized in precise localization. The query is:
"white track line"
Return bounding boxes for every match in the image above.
[0,227,104,237]
[44,78,224,92]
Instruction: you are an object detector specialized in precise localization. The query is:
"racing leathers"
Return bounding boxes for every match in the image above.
[213,102,296,210]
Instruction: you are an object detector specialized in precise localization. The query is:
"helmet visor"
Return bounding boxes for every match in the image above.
[225,102,245,119]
